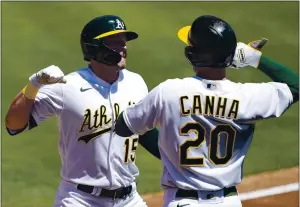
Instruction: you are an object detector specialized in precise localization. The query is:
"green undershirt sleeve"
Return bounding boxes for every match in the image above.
[115,112,161,160]
[257,55,299,103]
[138,128,161,160]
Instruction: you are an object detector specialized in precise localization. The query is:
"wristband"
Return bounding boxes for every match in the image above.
[22,82,39,100]
[249,49,262,68]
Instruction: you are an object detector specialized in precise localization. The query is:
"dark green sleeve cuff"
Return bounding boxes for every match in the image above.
[115,112,161,160]
[115,112,134,137]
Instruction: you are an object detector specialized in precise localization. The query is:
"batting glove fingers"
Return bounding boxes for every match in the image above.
[29,65,66,88]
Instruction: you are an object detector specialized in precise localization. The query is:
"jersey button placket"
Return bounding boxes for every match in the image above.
[108,85,115,189]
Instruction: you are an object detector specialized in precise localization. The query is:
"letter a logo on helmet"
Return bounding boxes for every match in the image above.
[115,19,125,29]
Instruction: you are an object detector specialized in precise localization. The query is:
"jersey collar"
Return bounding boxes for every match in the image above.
[192,76,229,90]
[77,66,124,89]
[193,75,227,82]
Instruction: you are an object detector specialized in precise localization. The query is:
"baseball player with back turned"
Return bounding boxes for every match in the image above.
[5,15,161,207]
[114,15,299,207]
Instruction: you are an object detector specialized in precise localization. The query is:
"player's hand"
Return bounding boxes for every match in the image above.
[29,65,66,88]
[230,38,268,69]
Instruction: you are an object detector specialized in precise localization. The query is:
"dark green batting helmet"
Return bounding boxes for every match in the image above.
[178,15,237,68]
[81,15,138,65]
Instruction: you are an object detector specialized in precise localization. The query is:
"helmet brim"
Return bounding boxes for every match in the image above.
[125,31,139,41]
[177,26,191,45]
[93,30,138,41]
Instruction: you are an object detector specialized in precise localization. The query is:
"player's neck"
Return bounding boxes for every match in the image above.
[90,62,119,84]
[194,67,226,80]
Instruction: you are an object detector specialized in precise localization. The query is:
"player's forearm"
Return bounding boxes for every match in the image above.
[6,87,37,130]
[138,128,161,160]
[258,55,299,103]
[115,112,161,160]
[115,112,134,137]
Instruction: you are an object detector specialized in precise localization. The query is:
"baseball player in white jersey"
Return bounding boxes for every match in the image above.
[114,15,299,207]
[5,15,161,207]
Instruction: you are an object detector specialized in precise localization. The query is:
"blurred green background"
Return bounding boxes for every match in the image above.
[2,2,299,207]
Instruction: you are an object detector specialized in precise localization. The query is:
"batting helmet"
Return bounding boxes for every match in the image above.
[177,15,237,68]
[81,15,138,65]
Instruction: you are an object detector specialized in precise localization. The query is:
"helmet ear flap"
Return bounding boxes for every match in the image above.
[95,47,122,66]
[81,42,96,61]
[184,46,194,62]
[184,46,203,67]
[184,45,235,68]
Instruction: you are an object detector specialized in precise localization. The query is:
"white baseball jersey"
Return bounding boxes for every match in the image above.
[123,76,293,191]
[8,66,148,189]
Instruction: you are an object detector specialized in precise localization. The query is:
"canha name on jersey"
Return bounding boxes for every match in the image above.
[180,95,240,119]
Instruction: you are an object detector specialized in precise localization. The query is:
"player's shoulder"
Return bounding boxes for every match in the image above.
[216,79,264,94]
[149,78,187,96]
[36,82,64,98]
[63,66,102,88]
[121,69,146,84]
[236,81,287,91]
[227,80,290,99]
[64,70,86,83]
[158,77,192,89]
[161,77,186,85]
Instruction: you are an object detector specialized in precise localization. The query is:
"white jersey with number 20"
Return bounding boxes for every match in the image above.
[123,76,293,191]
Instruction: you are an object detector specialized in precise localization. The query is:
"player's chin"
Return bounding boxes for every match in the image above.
[117,60,126,70]
[118,65,126,71]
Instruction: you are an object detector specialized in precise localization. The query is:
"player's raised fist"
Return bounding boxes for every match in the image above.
[29,65,66,88]
[230,39,267,69]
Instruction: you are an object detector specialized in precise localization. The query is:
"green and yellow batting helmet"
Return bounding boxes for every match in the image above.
[80,15,138,65]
